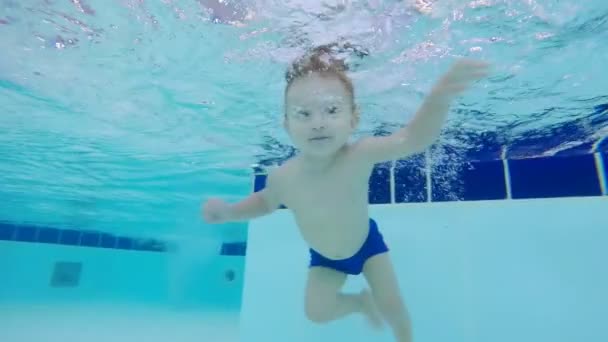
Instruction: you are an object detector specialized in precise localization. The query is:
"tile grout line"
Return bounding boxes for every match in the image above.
[594,152,607,195]
[501,146,512,199]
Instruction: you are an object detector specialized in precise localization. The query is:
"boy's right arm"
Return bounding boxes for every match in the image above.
[225,189,278,222]
[222,170,282,222]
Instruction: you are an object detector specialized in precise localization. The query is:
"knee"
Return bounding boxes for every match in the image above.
[305,299,332,324]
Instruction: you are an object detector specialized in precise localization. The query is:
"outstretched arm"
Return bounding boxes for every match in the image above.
[202,170,281,223]
[352,59,490,164]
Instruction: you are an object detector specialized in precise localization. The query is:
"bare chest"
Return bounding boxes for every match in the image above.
[279,168,372,258]
[280,168,369,217]
[273,157,374,258]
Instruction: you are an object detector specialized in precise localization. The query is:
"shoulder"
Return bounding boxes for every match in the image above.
[264,166,283,189]
[262,158,298,196]
[342,142,376,173]
[266,158,296,182]
[257,165,285,210]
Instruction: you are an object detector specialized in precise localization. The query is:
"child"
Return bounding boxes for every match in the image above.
[202,44,489,342]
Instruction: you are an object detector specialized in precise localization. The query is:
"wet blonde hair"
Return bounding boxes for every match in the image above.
[284,43,357,109]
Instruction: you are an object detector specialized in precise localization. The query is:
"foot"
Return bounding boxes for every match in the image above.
[360,289,384,330]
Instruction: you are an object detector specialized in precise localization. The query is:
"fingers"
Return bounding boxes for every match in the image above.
[461,59,491,75]
[455,59,491,69]
[444,59,490,84]
[434,59,490,96]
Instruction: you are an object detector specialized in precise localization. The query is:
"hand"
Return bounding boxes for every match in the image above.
[202,198,231,224]
[433,59,490,98]
[413,0,433,15]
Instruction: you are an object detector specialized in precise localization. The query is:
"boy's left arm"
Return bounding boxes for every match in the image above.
[352,59,489,165]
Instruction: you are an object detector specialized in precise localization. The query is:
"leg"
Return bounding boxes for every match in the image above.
[305,266,381,325]
[363,252,413,342]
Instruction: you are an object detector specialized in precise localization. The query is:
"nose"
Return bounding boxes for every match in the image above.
[311,114,327,130]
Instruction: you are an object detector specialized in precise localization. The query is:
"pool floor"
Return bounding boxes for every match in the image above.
[0,304,239,342]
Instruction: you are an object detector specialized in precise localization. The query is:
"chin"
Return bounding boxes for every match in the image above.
[304,145,344,157]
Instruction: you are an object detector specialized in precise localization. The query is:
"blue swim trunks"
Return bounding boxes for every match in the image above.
[308,218,389,275]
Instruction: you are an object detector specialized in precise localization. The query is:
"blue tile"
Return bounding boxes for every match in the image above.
[116,237,133,250]
[130,239,146,251]
[429,145,468,201]
[252,173,287,209]
[15,225,37,242]
[132,238,166,252]
[437,109,505,162]
[80,231,100,247]
[461,160,507,200]
[99,233,117,248]
[0,223,15,240]
[430,157,507,201]
[510,154,602,199]
[60,229,81,245]
[598,137,608,153]
[394,154,427,203]
[463,130,504,161]
[253,174,267,192]
[38,227,60,244]
[0,222,173,253]
[368,162,391,204]
[221,242,246,256]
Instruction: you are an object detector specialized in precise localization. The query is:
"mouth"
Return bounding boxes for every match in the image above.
[308,136,332,142]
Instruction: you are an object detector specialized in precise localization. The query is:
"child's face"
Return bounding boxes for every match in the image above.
[284,73,358,158]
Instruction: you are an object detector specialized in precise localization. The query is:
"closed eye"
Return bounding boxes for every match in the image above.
[327,106,338,114]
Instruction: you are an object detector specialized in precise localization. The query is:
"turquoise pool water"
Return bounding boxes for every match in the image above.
[1,1,607,341]
[1,0,607,230]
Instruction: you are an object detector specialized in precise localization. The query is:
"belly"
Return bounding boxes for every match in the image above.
[296,215,370,260]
